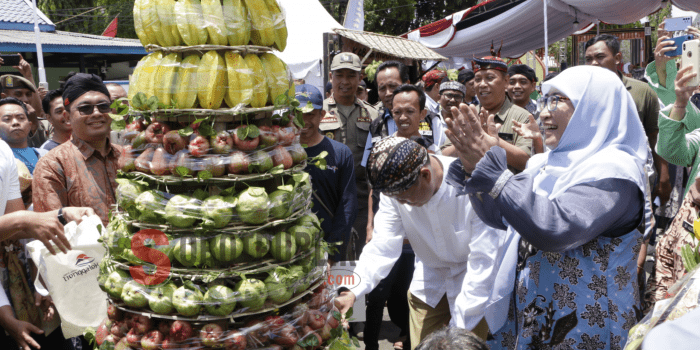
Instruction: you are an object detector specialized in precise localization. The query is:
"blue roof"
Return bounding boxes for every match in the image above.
[0,0,55,32]
[0,30,146,55]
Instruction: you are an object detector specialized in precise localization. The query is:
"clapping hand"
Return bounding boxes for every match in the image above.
[444,103,500,173]
[513,114,541,140]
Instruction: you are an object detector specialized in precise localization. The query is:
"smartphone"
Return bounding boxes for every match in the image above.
[0,54,20,66]
[682,39,700,86]
[665,35,694,57]
[665,17,693,32]
[39,82,48,91]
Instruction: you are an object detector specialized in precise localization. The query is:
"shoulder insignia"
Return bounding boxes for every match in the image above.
[325,132,335,140]
[357,116,372,123]
[418,121,431,131]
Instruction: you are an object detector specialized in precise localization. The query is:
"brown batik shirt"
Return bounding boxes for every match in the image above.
[32,138,121,226]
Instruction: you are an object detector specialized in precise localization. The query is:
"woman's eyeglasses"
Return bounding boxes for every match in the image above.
[537,95,570,112]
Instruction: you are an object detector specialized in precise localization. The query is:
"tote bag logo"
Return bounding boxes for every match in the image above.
[75,254,95,267]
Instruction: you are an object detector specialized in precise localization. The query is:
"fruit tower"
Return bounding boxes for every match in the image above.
[94,1,358,349]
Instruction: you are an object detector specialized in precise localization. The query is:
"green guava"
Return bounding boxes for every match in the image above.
[236,187,269,224]
[201,195,236,228]
[164,195,200,228]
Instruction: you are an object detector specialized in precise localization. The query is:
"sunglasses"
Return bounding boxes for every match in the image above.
[74,103,111,115]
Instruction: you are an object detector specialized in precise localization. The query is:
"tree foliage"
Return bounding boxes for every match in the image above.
[38,0,137,39]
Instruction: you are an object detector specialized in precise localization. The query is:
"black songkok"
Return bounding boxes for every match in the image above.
[62,73,111,106]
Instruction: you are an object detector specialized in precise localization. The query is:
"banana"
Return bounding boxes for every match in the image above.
[133,0,151,46]
[243,53,268,107]
[197,51,227,109]
[155,53,182,106]
[201,0,228,45]
[174,53,201,109]
[140,0,167,46]
[259,53,290,104]
[224,51,253,108]
[262,0,287,51]
[130,52,163,102]
[189,0,210,45]
[156,0,183,46]
[222,0,251,46]
[243,0,275,47]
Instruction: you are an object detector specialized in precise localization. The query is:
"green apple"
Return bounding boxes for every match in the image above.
[173,236,209,267]
[203,285,237,316]
[242,232,270,259]
[172,284,204,317]
[236,187,270,224]
[209,234,243,263]
[121,280,149,308]
[270,231,296,261]
[164,195,199,228]
[234,278,267,310]
[201,195,236,228]
[105,269,132,300]
[149,283,176,314]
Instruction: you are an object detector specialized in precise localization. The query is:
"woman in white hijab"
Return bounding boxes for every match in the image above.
[445,66,648,350]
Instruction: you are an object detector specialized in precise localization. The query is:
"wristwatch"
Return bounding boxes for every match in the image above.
[57,207,68,225]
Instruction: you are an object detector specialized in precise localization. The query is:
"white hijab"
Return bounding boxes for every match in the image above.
[525,65,648,197]
[485,66,649,333]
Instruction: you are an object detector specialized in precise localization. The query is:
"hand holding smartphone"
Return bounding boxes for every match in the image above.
[664,17,693,32]
[682,39,700,86]
[0,54,21,66]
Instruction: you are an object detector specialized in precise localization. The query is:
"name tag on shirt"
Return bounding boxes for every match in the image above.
[498,132,514,143]
[420,130,433,136]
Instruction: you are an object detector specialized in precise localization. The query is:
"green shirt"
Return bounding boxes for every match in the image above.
[620,73,660,133]
[478,97,533,157]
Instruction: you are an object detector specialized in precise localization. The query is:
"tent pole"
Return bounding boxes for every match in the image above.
[32,0,47,88]
[543,0,548,73]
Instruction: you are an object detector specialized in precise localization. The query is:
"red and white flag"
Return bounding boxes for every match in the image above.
[102,16,118,37]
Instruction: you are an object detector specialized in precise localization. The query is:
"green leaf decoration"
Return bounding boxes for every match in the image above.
[193,189,209,201]
[146,96,160,111]
[352,336,360,347]
[175,166,190,177]
[110,118,126,131]
[290,98,300,107]
[220,186,237,197]
[83,326,96,347]
[131,92,147,109]
[274,93,289,107]
[247,125,260,138]
[198,122,215,137]
[346,307,353,319]
[300,101,314,114]
[178,127,194,137]
[277,184,294,192]
[308,334,320,347]
[197,170,213,181]
[332,310,342,321]
[270,164,285,174]
[237,125,249,140]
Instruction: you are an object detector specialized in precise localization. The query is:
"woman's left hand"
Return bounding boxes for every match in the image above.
[34,292,55,322]
[445,103,499,172]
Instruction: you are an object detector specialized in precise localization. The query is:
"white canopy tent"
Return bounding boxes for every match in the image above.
[275,0,342,92]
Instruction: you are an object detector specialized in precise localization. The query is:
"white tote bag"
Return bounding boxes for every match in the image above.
[26,215,108,339]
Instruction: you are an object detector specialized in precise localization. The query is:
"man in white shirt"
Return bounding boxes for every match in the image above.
[335,137,506,348]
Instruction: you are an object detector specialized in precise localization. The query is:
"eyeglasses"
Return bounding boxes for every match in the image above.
[537,95,570,112]
[442,93,464,101]
[74,103,111,115]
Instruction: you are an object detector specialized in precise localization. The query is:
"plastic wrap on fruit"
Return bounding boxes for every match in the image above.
[175,0,209,46]
[164,194,201,228]
[134,190,169,223]
[287,143,308,166]
[155,53,182,106]
[130,52,163,104]
[235,277,267,311]
[224,52,254,108]
[174,54,201,109]
[116,180,144,210]
[237,187,270,224]
[173,236,214,268]
[200,195,237,228]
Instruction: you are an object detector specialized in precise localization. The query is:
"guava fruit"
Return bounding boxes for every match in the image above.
[248,150,273,173]
[234,278,267,310]
[236,187,269,224]
[116,181,143,211]
[209,234,243,263]
[149,283,176,314]
[135,190,167,223]
[242,232,270,259]
[288,224,316,251]
[268,188,293,219]
[270,231,296,261]
[172,284,204,317]
[264,269,293,303]
[173,236,210,267]
[203,285,237,316]
[201,195,236,228]
[164,195,200,228]
[105,269,132,300]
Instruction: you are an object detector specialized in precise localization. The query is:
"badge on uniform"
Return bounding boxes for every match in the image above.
[498,132,514,142]
[357,116,371,123]
[326,132,335,140]
[340,54,353,63]
[5,76,13,88]
[419,130,433,136]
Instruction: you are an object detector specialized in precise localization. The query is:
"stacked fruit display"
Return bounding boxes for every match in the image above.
[94,1,359,349]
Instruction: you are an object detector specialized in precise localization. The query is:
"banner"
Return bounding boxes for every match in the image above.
[343,0,364,31]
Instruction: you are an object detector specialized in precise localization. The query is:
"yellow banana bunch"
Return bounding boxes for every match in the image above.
[222,0,251,46]
[197,51,227,109]
[174,54,201,109]
[139,0,167,46]
[201,0,228,45]
[155,53,182,106]
[263,0,287,51]
[133,0,151,46]
[156,0,183,46]
[244,0,275,47]
[175,0,209,46]
[259,53,290,103]
[130,52,163,102]
[224,51,254,108]
[243,53,268,107]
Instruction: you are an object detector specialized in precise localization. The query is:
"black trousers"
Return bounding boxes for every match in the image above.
[0,326,75,350]
[364,248,415,350]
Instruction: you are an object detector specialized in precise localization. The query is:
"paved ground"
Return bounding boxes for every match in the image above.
[353,308,404,350]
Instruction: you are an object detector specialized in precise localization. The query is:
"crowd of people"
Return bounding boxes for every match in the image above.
[0,21,698,350]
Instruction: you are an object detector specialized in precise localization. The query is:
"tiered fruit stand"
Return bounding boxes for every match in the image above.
[92,1,359,349]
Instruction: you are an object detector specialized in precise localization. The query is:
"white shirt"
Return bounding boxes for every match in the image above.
[344,155,506,330]
[425,94,440,116]
[0,140,22,308]
[430,112,447,148]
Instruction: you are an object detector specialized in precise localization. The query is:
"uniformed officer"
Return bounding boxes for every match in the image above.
[322,52,379,258]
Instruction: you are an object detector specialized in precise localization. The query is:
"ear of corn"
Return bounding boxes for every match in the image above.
[155,53,182,106]
[140,0,168,46]
[188,0,210,46]
[259,53,290,104]
[222,0,251,46]
[174,54,201,109]
[197,51,227,109]
[262,0,287,52]
[156,0,183,46]
[243,53,268,107]
[224,51,254,108]
[133,0,151,46]
[243,0,275,47]
[201,0,228,45]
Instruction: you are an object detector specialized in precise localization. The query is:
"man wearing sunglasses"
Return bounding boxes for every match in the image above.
[33,73,121,227]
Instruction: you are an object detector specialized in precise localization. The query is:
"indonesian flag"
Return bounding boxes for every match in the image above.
[102,16,118,37]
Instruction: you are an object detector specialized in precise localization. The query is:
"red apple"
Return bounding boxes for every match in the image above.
[107,304,123,321]
[258,126,279,147]
[133,315,153,335]
[163,130,189,155]
[306,310,325,330]
[227,151,250,175]
[96,319,110,346]
[161,336,178,350]
[141,330,164,350]
[145,121,171,144]
[111,321,129,337]
[223,330,247,350]
[270,145,293,169]
[274,125,296,146]
[170,320,194,342]
[210,130,234,154]
[271,324,299,347]
[233,126,260,151]
[199,323,224,348]
[264,315,286,330]
[126,328,142,348]
[188,133,210,157]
